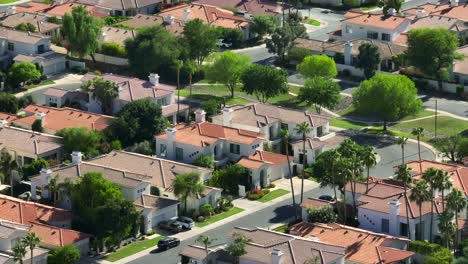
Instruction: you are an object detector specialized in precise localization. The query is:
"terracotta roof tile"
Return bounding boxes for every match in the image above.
[0,112,18,123]
[194,0,282,16]
[238,150,291,169]
[342,13,410,30]
[117,14,186,35]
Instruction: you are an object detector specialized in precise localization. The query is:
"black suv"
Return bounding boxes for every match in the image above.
[157,237,180,251]
[158,220,183,233]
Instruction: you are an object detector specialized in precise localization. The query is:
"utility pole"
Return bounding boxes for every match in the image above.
[434,99,438,138]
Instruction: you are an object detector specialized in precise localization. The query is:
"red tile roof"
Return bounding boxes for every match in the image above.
[406,3,468,21]
[342,12,411,30]
[194,0,282,16]
[14,105,113,132]
[238,150,291,169]
[0,112,18,123]
[289,222,413,264]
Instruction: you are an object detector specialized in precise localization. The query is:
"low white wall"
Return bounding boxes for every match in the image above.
[85,53,129,66]
[413,78,468,94]
[336,64,365,78]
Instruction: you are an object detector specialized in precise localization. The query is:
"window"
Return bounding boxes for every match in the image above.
[381,219,389,233]
[299,153,307,164]
[281,123,288,130]
[7,42,14,51]
[381,33,391,41]
[175,147,183,160]
[317,126,323,137]
[230,144,240,154]
[367,31,378,39]
[400,223,408,237]
[160,144,167,157]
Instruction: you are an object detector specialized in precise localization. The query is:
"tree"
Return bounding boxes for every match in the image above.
[22,158,48,180]
[281,129,298,221]
[31,119,43,133]
[377,0,404,15]
[173,172,205,214]
[241,65,288,103]
[312,150,342,210]
[209,164,247,195]
[12,241,27,264]
[71,172,139,247]
[205,51,250,98]
[458,138,468,160]
[438,210,456,249]
[286,14,307,40]
[422,168,437,243]
[352,74,422,130]
[297,55,337,80]
[226,232,251,264]
[219,28,244,49]
[410,180,431,240]
[266,24,293,64]
[196,235,216,262]
[7,62,41,87]
[192,155,214,169]
[182,19,219,65]
[15,22,36,32]
[18,94,34,109]
[362,146,377,191]
[126,141,153,155]
[356,43,381,79]
[288,47,311,63]
[173,59,183,122]
[62,5,101,61]
[433,169,452,213]
[45,175,60,205]
[0,149,18,196]
[412,127,424,173]
[394,165,413,239]
[295,122,311,204]
[81,77,119,115]
[341,156,364,221]
[56,127,103,157]
[250,15,277,38]
[406,28,461,91]
[397,136,408,165]
[183,60,198,116]
[431,135,463,163]
[111,99,166,146]
[307,205,337,223]
[22,232,41,264]
[447,189,467,251]
[297,77,341,113]
[47,245,81,264]
[125,26,181,78]
[0,93,19,113]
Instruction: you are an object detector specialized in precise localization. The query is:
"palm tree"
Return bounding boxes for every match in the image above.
[396,137,408,165]
[362,146,377,191]
[45,175,60,205]
[412,127,424,173]
[0,149,18,196]
[196,235,216,263]
[173,59,183,123]
[184,60,198,118]
[280,129,297,221]
[173,172,205,214]
[12,241,27,264]
[433,170,452,212]
[447,189,467,251]
[295,122,311,204]
[438,210,456,248]
[395,165,413,239]
[342,157,363,222]
[422,167,437,243]
[22,232,41,264]
[410,180,431,241]
[82,77,119,115]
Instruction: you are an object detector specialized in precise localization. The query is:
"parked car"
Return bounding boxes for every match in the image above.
[158,220,183,233]
[157,237,180,251]
[177,216,195,230]
[318,195,335,201]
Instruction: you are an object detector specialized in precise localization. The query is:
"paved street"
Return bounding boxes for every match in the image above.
[420,96,468,118]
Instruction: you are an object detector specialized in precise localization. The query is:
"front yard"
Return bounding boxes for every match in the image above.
[105,236,163,262]
[195,207,244,228]
[257,189,290,203]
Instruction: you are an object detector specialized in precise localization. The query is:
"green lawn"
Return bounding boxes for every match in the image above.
[399,110,435,121]
[392,115,468,136]
[177,89,250,106]
[330,118,367,130]
[0,0,17,3]
[25,80,55,89]
[195,207,244,227]
[105,236,163,262]
[273,224,288,233]
[258,189,290,203]
[307,19,321,26]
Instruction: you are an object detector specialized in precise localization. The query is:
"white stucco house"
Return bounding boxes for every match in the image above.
[0,27,65,75]
[155,109,265,167]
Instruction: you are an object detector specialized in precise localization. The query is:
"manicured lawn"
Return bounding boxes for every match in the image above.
[24,80,55,89]
[330,118,367,130]
[257,189,290,203]
[392,116,468,136]
[307,19,321,26]
[0,0,17,3]
[273,224,288,233]
[399,110,435,121]
[195,207,244,227]
[177,89,250,106]
[366,126,432,142]
[105,236,163,262]
[359,5,377,11]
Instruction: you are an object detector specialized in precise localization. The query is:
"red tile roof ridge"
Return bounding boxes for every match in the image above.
[25,104,115,119]
[0,194,68,213]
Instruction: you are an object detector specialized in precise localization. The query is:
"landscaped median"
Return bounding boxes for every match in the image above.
[195,207,244,228]
[105,236,163,262]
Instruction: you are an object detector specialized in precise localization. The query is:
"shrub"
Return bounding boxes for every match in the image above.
[341,69,351,77]
[31,120,43,133]
[22,158,49,180]
[343,0,361,7]
[100,42,127,58]
[287,47,310,64]
[145,229,156,236]
[408,240,443,255]
[199,203,214,217]
[192,155,214,168]
[423,248,453,264]
[307,205,337,223]
[247,193,261,200]
[268,183,276,189]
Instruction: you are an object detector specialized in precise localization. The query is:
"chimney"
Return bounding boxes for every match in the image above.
[40,168,52,186]
[388,199,401,236]
[164,15,175,25]
[195,109,206,123]
[344,41,353,66]
[100,32,107,42]
[183,8,191,21]
[71,151,83,164]
[35,112,46,127]
[271,249,284,264]
[148,73,160,86]
[222,107,233,126]
[0,119,7,128]
[450,0,459,6]
[165,127,177,160]
[388,8,397,16]
[416,8,426,18]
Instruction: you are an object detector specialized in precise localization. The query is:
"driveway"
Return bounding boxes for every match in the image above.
[294,8,344,41]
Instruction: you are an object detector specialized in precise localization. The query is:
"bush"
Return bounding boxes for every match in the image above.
[199,203,214,217]
[268,183,276,189]
[100,42,127,58]
[192,155,214,169]
[307,205,337,223]
[247,193,261,200]
[408,240,445,256]
[423,248,453,264]
[287,47,310,64]
[22,158,49,180]
[343,0,361,7]
[145,229,156,236]
[31,119,43,132]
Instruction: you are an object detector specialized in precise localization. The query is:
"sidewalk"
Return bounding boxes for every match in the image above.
[98,178,317,264]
